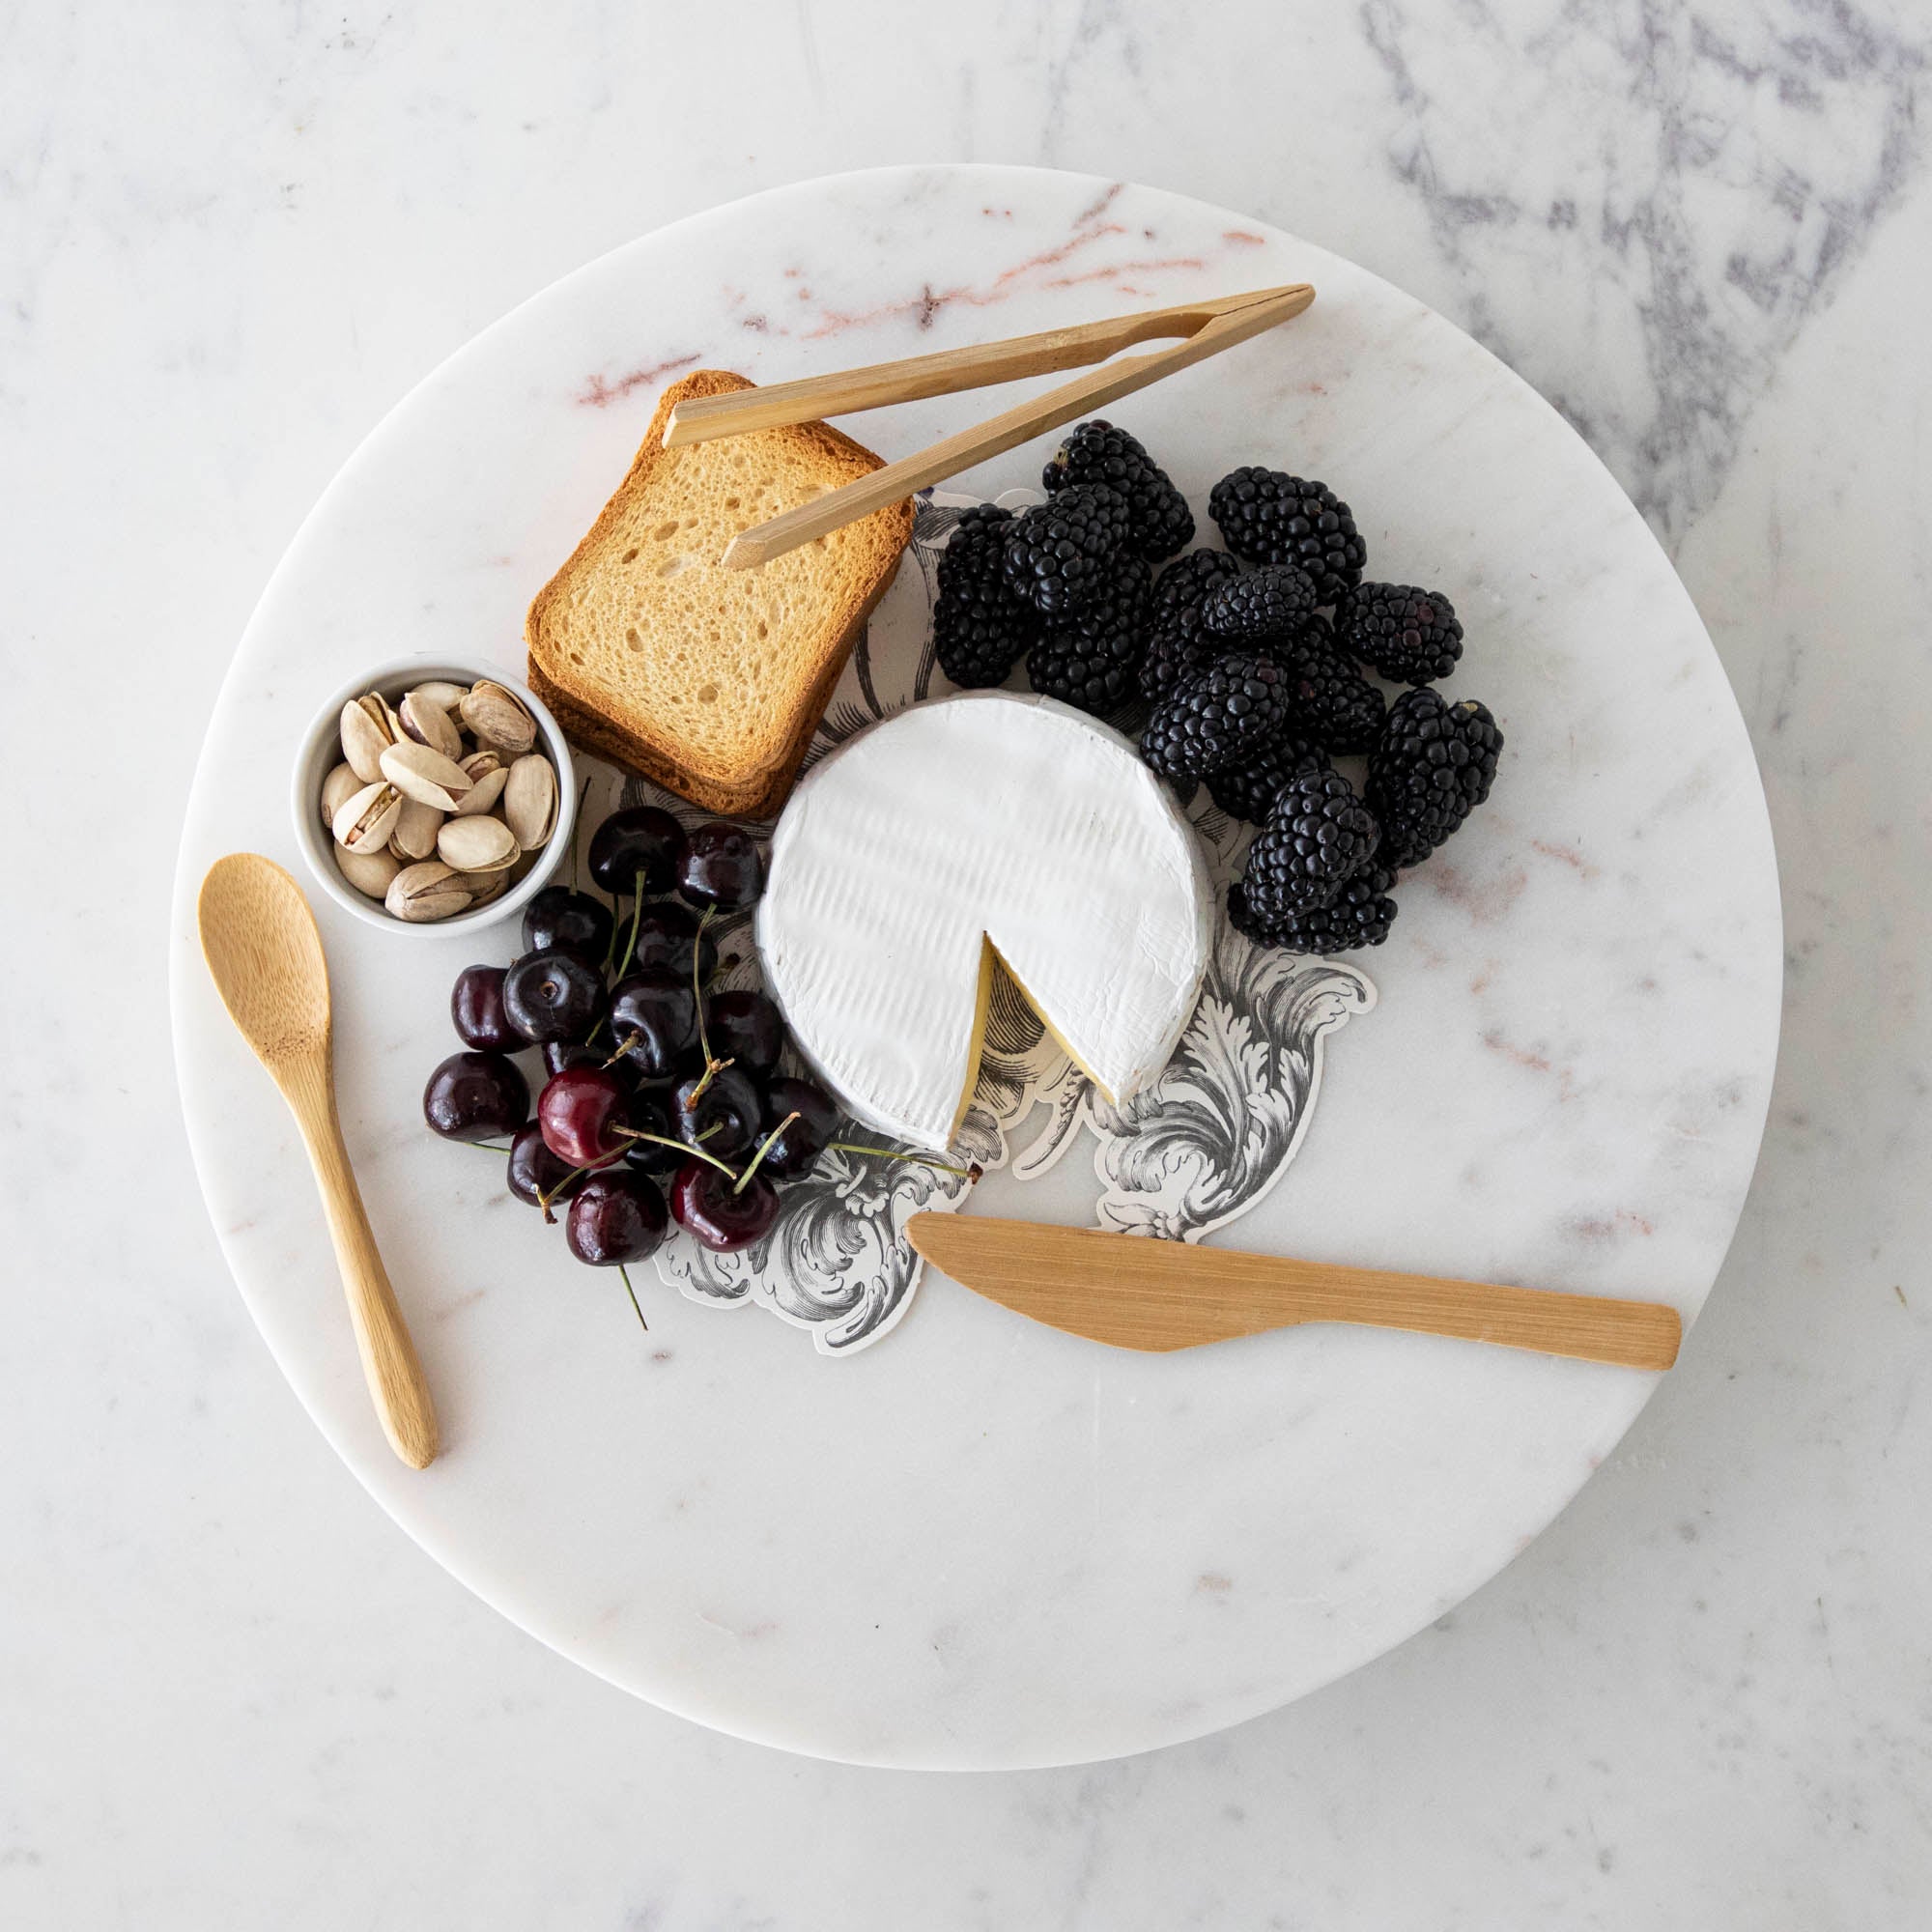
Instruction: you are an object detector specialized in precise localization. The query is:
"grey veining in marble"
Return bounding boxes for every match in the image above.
[5,0,1931,1925]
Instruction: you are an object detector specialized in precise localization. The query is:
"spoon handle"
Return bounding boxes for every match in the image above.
[281,1057,440,1469]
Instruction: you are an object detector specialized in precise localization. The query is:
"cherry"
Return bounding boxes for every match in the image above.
[671,1064,760,1159]
[670,1160,781,1252]
[451,965,519,1052]
[606,971,697,1083]
[566,1169,669,1266]
[542,1039,604,1077]
[705,989,783,1075]
[424,1051,529,1142]
[506,1122,582,1208]
[588,807,687,897]
[538,1065,630,1167]
[620,1090,682,1175]
[676,822,763,911]
[757,1075,840,1179]
[522,885,613,965]
[615,902,718,980]
[503,950,605,1044]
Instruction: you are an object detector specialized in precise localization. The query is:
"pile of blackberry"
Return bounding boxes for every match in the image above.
[927,422,1507,956]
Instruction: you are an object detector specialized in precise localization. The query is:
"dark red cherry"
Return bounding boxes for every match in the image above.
[670,1064,760,1159]
[423,1051,529,1142]
[615,901,718,981]
[619,1089,681,1175]
[522,885,613,965]
[588,807,687,897]
[538,1065,630,1167]
[606,971,698,1083]
[503,950,606,1044]
[705,989,783,1074]
[669,1160,781,1253]
[506,1122,582,1208]
[566,1170,669,1265]
[450,965,519,1052]
[676,822,762,911]
[757,1074,840,1179]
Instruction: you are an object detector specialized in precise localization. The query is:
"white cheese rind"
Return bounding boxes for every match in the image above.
[755,692,1212,1150]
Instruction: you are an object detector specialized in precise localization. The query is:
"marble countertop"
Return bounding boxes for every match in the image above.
[6,1,1929,1924]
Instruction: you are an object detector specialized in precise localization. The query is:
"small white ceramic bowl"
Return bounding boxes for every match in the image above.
[292,655,577,938]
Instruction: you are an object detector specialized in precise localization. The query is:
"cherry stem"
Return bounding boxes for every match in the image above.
[601,1030,643,1070]
[685,1053,734,1107]
[617,1264,648,1333]
[830,1142,984,1181]
[734,1112,798,1195]
[536,1148,624,1219]
[612,1124,739,1179]
[611,869,647,980]
[684,907,734,1102]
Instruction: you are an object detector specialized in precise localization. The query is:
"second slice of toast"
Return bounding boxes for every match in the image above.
[526,369,913,819]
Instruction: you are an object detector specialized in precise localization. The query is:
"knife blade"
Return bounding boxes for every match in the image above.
[904,1213,1680,1371]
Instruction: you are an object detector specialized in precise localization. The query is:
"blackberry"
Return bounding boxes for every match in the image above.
[1208,468,1367,602]
[1140,550,1241,702]
[1200,562,1318,641]
[1207,734,1331,825]
[1239,770,1382,919]
[932,505,1040,687]
[1276,620,1387,753]
[1336,582,1463,684]
[1268,867,1400,953]
[1028,556,1152,716]
[1002,482,1132,616]
[1366,690,1505,867]
[1139,649,1292,781]
[1042,420,1194,559]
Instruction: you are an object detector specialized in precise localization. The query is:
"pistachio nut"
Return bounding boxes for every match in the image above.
[437,813,521,874]
[451,749,509,816]
[407,679,471,715]
[502,753,558,849]
[334,845,401,899]
[339,694,396,782]
[398,690,464,761]
[332,780,403,854]
[389,796,444,862]
[460,679,537,757]
[379,739,475,810]
[319,760,362,830]
[385,861,473,923]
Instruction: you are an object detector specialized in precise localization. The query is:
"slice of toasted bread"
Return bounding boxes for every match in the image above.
[526,369,913,820]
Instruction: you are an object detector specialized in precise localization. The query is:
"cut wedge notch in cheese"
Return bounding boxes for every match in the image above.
[755,693,1212,1151]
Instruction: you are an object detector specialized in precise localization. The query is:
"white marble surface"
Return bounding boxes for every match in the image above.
[6,0,1930,1920]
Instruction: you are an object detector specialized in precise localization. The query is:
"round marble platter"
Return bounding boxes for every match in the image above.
[169,166,1781,1769]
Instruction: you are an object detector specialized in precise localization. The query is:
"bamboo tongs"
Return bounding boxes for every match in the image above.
[661,283,1316,570]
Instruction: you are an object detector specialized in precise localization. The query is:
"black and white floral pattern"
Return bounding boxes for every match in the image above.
[576,492,1374,1354]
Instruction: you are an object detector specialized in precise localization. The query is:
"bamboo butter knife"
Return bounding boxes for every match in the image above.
[904,1214,1681,1371]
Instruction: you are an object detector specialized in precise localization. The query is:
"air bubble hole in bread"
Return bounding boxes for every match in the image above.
[526,370,913,818]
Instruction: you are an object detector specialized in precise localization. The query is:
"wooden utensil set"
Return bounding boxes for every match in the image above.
[200,286,1680,1467]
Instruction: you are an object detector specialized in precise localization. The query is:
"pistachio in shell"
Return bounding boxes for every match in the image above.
[379,740,475,810]
[407,679,471,715]
[385,861,473,923]
[451,749,509,816]
[460,680,537,757]
[332,780,403,854]
[339,694,396,783]
[334,845,401,899]
[502,753,558,849]
[398,691,464,762]
[389,796,444,862]
[437,813,520,874]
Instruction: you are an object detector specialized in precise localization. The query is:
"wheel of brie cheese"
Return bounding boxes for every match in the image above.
[755,692,1212,1151]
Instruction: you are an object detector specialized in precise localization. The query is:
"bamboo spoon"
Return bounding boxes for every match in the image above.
[197,853,440,1467]
[906,1214,1681,1371]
